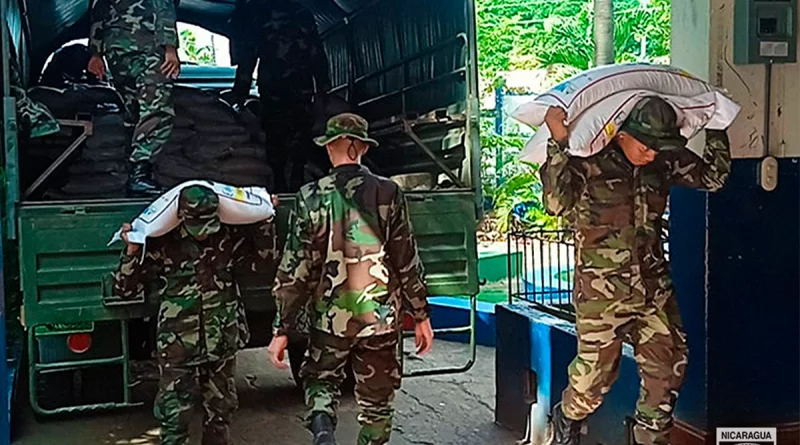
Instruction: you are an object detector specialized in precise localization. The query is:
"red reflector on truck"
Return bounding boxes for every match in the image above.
[67,333,92,354]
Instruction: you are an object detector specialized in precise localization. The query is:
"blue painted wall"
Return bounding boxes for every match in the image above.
[671,157,800,430]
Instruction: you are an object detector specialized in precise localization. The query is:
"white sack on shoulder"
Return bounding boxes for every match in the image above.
[510,63,716,129]
[519,90,741,165]
[107,179,276,247]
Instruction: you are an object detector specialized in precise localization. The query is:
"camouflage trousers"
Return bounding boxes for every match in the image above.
[105,47,175,164]
[259,91,318,193]
[154,357,238,445]
[563,272,688,445]
[302,330,401,445]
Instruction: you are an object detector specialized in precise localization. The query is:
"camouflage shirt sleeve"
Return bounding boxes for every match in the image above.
[112,248,162,302]
[296,8,330,91]
[666,129,731,192]
[155,0,179,48]
[232,220,279,276]
[387,190,430,322]
[89,0,111,55]
[539,138,586,216]
[273,194,318,337]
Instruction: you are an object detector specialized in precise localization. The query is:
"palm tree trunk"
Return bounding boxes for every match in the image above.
[593,0,615,66]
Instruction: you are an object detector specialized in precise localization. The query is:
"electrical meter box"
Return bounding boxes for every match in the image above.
[734,0,797,64]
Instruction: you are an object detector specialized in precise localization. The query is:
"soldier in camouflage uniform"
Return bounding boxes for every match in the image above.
[228,0,331,193]
[113,185,279,445]
[540,97,731,445]
[88,0,181,197]
[267,113,434,445]
[5,33,60,139]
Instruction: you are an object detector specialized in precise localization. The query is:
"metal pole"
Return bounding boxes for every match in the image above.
[494,85,504,188]
[0,0,13,437]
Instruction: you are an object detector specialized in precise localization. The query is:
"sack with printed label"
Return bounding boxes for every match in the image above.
[510,63,719,128]
[108,180,275,246]
[519,89,741,164]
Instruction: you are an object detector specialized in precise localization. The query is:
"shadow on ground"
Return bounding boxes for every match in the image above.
[14,341,519,445]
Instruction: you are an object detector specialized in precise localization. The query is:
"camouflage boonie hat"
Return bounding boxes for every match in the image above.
[621,96,687,152]
[313,113,379,147]
[178,185,221,237]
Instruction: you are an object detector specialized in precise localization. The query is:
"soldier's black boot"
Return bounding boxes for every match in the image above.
[127,161,164,198]
[549,403,584,445]
[310,412,336,445]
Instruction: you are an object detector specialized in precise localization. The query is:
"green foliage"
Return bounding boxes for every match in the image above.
[476,0,672,232]
[179,29,216,65]
[476,0,672,90]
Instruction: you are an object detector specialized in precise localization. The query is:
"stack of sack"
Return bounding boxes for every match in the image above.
[25,84,131,199]
[511,63,742,164]
[21,83,274,199]
[156,86,273,189]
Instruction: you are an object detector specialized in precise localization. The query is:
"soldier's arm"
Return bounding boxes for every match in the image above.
[272,195,318,337]
[232,220,279,277]
[539,138,586,216]
[667,129,731,192]
[387,190,430,323]
[297,8,330,91]
[155,0,180,49]
[111,248,161,303]
[89,0,112,55]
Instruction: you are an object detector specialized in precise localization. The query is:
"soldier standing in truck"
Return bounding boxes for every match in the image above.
[87,0,181,197]
[228,0,331,193]
[267,113,434,445]
[539,98,731,445]
[113,185,278,445]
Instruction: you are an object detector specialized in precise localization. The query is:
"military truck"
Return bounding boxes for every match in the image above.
[0,0,481,418]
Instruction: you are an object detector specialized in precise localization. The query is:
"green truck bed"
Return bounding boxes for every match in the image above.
[19,191,477,328]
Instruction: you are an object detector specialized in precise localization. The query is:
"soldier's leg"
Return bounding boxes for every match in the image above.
[631,295,688,445]
[260,94,292,193]
[199,357,238,445]
[351,334,401,445]
[104,49,141,127]
[561,299,629,421]
[302,330,351,428]
[154,364,198,445]
[129,54,175,164]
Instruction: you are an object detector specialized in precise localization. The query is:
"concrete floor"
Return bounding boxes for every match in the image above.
[14,341,520,445]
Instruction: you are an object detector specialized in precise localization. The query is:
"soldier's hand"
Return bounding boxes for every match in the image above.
[87,54,106,80]
[268,335,290,370]
[161,45,181,79]
[415,318,434,356]
[544,106,569,142]
[120,223,140,256]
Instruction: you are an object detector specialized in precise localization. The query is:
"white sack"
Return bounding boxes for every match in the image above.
[510,63,718,128]
[108,179,275,246]
[519,90,741,165]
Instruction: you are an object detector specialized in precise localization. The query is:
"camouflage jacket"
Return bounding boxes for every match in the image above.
[89,0,179,55]
[540,130,731,298]
[230,0,330,95]
[113,222,278,366]
[274,164,430,338]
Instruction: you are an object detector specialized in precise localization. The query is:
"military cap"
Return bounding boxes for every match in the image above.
[620,96,687,152]
[178,185,221,237]
[313,113,379,147]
